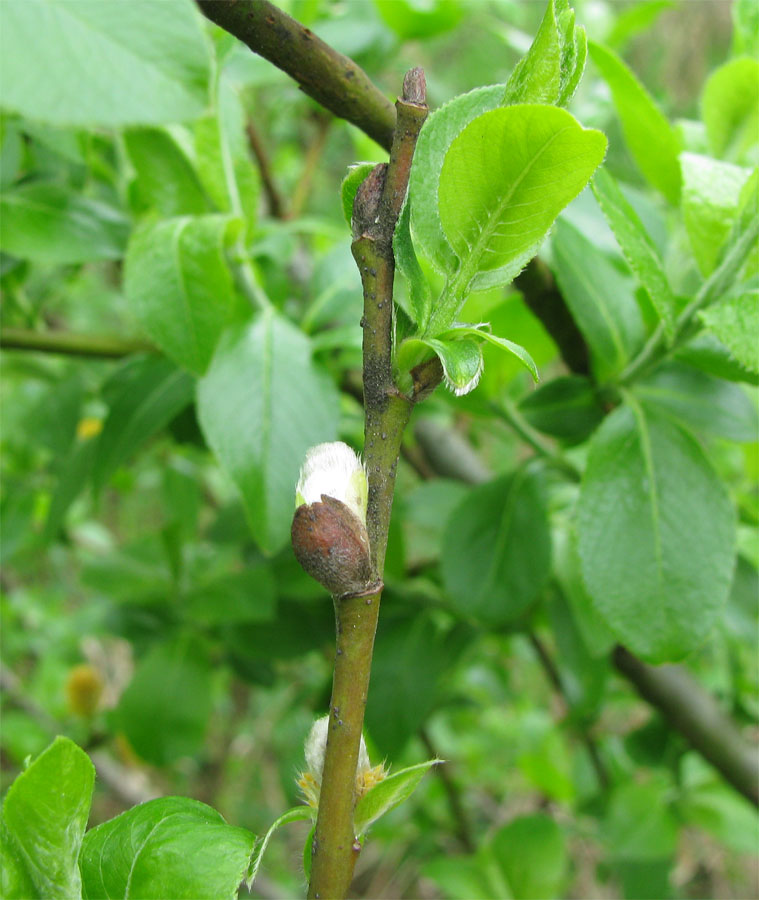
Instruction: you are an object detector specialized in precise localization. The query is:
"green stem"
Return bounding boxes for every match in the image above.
[308,70,427,900]
[496,397,581,482]
[0,328,153,359]
[195,0,396,153]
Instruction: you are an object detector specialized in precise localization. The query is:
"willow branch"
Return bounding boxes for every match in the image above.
[307,70,427,900]
[246,121,287,219]
[1,328,153,359]
[196,0,396,152]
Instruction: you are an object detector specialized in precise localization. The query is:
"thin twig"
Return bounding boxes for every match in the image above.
[290,113,332,219]
[419,728,475,853]
[246,120,287,219]
[1,328,153,359]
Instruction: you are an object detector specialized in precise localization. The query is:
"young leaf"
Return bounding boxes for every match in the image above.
[80,797,256,900]
[699,291,759,375]
[432,104,606,328]
[441,324,538,382]
[124,215,238,375]
[680,153,753,277]
[551,218,645,380]
[577,400,735,663]
[503,0,587,108]
[589,41,681,204]
[341,162,379,227]
[400,336,483,396]
[248,807,312,889]
[394,201,433,329]
[701,57,759,161]
[409,84,507,276]
[0,0,211,127]
[519,375,604,442]
[0,183,129,264]
[92,356,195,494]
[441,469,551,626]
[1,736,94,900]
[354,760,441,837]
[197,310,340,554]
[592,168,677,338]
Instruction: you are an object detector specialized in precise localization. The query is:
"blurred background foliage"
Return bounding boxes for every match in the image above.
[1,0,757,897]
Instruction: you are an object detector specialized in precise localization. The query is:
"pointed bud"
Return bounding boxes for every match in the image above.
[292,442,373,596]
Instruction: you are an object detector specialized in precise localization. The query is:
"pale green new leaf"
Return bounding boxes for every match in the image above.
[503,0,587,108]
[701,57,759,161]
[577,400,735,663]
[680,153,753,276]
[80,797,256,900]
[589,41,681,204]
[354,760,441,837]
[592,168,677,338]
[433,104,606,329]
[248,807,312,888]
[401,336,484,396]
[1,737,94,900]
[409,84,506,276]
[440,324,538,381]
[700,292,759,375]
[341,162,379,227]
[394,201,433,328]
[124,215,238,375]
[197,310,340,554]
[0,0,211,127]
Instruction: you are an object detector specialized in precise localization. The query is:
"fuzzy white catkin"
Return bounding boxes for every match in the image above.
[295,442,368,525]
[304,715,370,780]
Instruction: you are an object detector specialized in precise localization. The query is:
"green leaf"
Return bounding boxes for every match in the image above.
[341,162,379,227]
[592,168,677,337]
[197,310,340,554]
[44,432,99,542]
[680,153,753,277]
[0,0,211,127]
[551,218,645,380]
[92,356,195,494]
[434,105,606,317]
[676,332,759,385]
[194,78,259,230]
[441,469,551,626]
[520,375,604,442]
[115,636,212,766]
[699,291,759,375]
[125,127,209,217]
[492,814,568,900]
[605,779,678,859]
[440,324,539,382]
[605,0,674,51]
[0,183,129,264]
[409,85,507,276]
[354,759,440,837]
[589,41,681,204]
[701,57,759,161]
[374,0,463,40]
[124,216,238,375]
[186,566,276,624]
[393,200,433,329]
[80,797,256,900]
[247,807,311,889]
[577,400,735,662]
[503,0,587,108]
[635,361,758,443]
[399,336,483,396]
[733,0,759,58]
[1,736,94,900]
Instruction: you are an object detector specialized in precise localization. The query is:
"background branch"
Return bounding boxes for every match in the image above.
[196,0,396,152]
[1,328,153,359]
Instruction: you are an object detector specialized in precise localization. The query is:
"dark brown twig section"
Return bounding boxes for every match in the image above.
[196,0,396,152]
[307,69,428,900]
